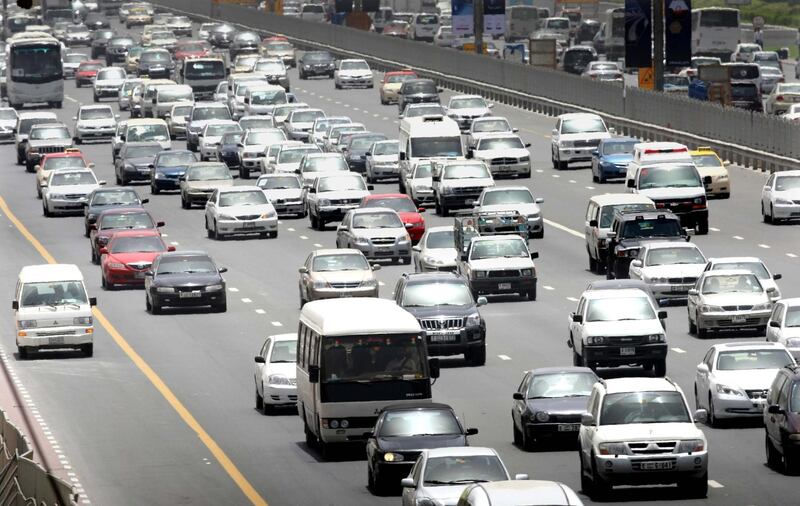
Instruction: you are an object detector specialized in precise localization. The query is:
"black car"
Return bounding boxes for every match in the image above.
[144,251,228,313]
[731,82,763,112]
[84,188,148,237]
[106,36,135,65]
[115,142,163,185]
[394,272,487,366]
[298,51,335,79]
[397,79,441,114]
[343,133,388,173]
[511,367,598,451]
[605,210,688,280]
[137,49,175,79]
[150,149,196,194]
[90,29,116,58]
[209,24,236,48]
[229,31,260,59]
[366,402,477,493]
[562,46,597,75]
[216,131,243,170]
[84,12,110,31]
[765,364,800,473]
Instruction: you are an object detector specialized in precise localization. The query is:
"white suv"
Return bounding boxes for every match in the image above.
[578,377,709,500]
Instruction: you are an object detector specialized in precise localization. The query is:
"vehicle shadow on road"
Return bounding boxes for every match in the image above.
[294,441,366,463]
[585,484,711,503]
[15,349,87,361]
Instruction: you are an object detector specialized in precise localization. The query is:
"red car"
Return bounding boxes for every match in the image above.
[360,194,425,243]
[75,60,105,88]
[90,208,164,264]
[174,40,211,61]
[100,229,174,289]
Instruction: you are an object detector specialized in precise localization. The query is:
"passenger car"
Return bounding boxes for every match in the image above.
[144,251,228,313]
[764,364,800,472]
[364,140,400,183]
[92,66,126,102]
[42,169,105,217]
[590,137,637,183]
[284,108,326,141]
[397,79,441,114]
[298,249,379,305]
[62,52,89,79]
[253,334,298,414]
[446,95,493,132]
[360,193,425,243]
[306,173,373,230]
[689,147,731,198]
[604,210,687,280]
[578,377,708,500]
[100,230,173,289]
[334,59,373,89]
[628,242,707,305]
[470,133,531,179]
[764,83,800,115]
[366,402,477,493]
[25,123,74,172]
[89,208,163,264]
[402,160,435,205]
[761,169,800,223]
[335,208,412,264]
[687,269,773,337]
[458,235,538,300]
[115,142,162,185]
[582,61,623,81]
[150,149,196,194]
[297,51,335,79]
[379,70,417,105]
[204,186,278,240]
[433,160,495,217]
[180,162,234,208]
[34,150,92,199]
[198,120,241,161]
[456,480,584,506]
[256,174,305,216]
[551,113,612,170]
[695,342,794,427]
[413,226,458,273]
[703,256,782,302]
[137,48,175,79]
[466,116,517,149]
[511,367,598,450]
[83,187,147,237]
[766,298,800,359]
[473,187,544,239]
[73,104,117,143]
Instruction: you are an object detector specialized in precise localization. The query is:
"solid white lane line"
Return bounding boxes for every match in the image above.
[758,244,771,249]
[707,480,724,488]
[498,355,512,361]
[65,96,78,103]
[271,321,283,327]
[543,219,583,239]
[671,347,687,354]
[732,235,744,240]
[255,309,266,314]
[241,298,252,303]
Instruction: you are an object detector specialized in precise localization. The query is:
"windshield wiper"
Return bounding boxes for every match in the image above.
[270,360,293,363]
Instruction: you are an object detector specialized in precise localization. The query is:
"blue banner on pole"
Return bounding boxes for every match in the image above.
[452,0,474,37]
[624,0,652,68]
[665,0,692,67]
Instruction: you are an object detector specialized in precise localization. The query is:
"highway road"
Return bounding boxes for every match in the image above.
[0,16,799,506]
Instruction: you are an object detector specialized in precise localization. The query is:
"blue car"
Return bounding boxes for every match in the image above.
[150,150,196,194]
[216,131,244,171]
[591,137,638,183]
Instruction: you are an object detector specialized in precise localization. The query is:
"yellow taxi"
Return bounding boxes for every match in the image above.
[690,147,730,199]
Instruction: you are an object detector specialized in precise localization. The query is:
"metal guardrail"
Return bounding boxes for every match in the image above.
[153,0,800,172]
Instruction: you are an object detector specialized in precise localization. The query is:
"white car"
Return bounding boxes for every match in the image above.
[470,133,531,178]
[405,160,434,205]
[474,186,544,238]
[271,102,309,128]
[365,139,400,183]
[212,81,228,103]
[284,108,326,141]
[204,186,278,239]
[457,481,583,506]
[63,52,89,79]
[582,61,623,81]
[73,104,118,143]
[238,129,288,179]
[253,333,298,414]
[695,342,795,426]
[703,256,782,302]
[92,66,127,103]
[761,169,800,224]
[255,173,305,217]
[766,298,800,359]
[42,169,105,217]
[334,59,374,89]
[323,123,366,152]
[309,116,351,146]
[446,94,493,132]
[732,42,761,62]
[433,25,455,47]
[262,140,305,175]
[268,144,322,174]
[413,225,457,272]
[628,242,707,305]
[0,107,19,142]
[296,152,350,185]
[410,13,440,42]
[198,120,241,161]
[551,113,612,170]
[578,377,708,500]
[467,116,517,149]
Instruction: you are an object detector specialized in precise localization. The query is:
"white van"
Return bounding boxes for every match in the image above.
[300,3,325,22]
[13,264,96,358]
[123,118,172,150]
[153,84,194,119]
[398,114,464,179]
[296,298,439,459]
[410,13,440,42]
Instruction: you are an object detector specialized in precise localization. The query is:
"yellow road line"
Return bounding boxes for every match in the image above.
[0,197,268,506]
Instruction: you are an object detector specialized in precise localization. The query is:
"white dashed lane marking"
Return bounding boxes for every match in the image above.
[497,355,512,361]
[543,285,555,290]
[287,227,295,232]
[758,244,771,249]
[566,296,579,302]
[568,179,576,184]
[671,347,687,354]
[709,227,720,232]
[271,321,283,327]
[241,298,252,304]
[551,174,560,178]
[299,235,308,240]
[787,253,798,258]
[733,235,744,240]
[228,287,239,292]
[313,243,323,247]
[255,309,266,314]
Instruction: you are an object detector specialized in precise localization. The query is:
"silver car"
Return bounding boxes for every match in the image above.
[403,159,435,205]
[628,242,707,305]
[298,249,380,306]
[324,123,365,152]
[467,116,517,149]
[309,116,351,146]
[0,107,19,142]
[238,128,287,178]
[73,104,118,143]
[204,186,278,239]
[474,186,544,239]
[365,140,400,183]
[335,208,412,264]
[413,225,458,272]
[296,152,349,186]
[688,269,773,338]
[268,144,322,174]
[284,108,325,141]
[256,174,305,217]
[703,256,782,302]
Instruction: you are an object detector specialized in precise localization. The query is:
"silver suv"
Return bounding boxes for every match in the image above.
[305,173,373,231]
[335,208,412,264]
[432,160,495,217]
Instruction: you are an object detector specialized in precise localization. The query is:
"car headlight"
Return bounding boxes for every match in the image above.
[699,304,722,312]
[521,269,534,277]
[399,234,411,244]
[649,277,668,284]
[414,184,432,191]
[786,338,800,348]
[647,333,665,343]
[48,193,64,200]
[586,336,606,345]
[752,302,772,310]
[439,186,452,195]
[268,374,292,385]
[353,237,370,245]
[519,156,530,162]
[260,210,277,219]
[17,320,37,329]
[218,214,236,221]
[675,439,705,453]
[360,278,378,288]
[206,284,223,291]
[422,255,444,266]
[312,280,330,289]
[107,262,125,269]
[466,313,481,327]
[559,141,572,148]
[155,172,166,179]
[73,316,92,325]
[598,442,629,455]
[715,384,747,397]
[534,411,550,422]
[474,270,487,278]
[775,197,794,205]
[156,287,175,293]
[318,198,331,207]
[383,452,404,462]
[693,196,706,205]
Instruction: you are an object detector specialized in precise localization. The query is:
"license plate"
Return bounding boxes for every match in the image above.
[134,272,146,279]
[498,165,513,171]
[640,461,675,471]
[557,423,580,432]
[179,291,201,298]
[429,333,458,343]
[732,315,746,323]
[498,282,512,290]
[621,347,636,356]
[242,221,256,229]
[670,285,687,293]
[49,336,64,345]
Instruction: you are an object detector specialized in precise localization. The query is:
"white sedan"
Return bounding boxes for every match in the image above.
[254,333,298,414]
[761,169,800,224]
[204,186,278,239]
[766,298,800,360]
[43,169,105,217]
[334,59,374,89]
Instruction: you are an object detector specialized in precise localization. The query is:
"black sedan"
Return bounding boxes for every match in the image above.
[229,31,260,59]
[209,24,236,48]
[511,367,598,451]
[84,188,147,237]
[115,142,163,185]
[150,149,196,194]
[298,51,335,79]
[366,402,477,494]
[137,49,175,79]
[84,12,111,31]
[216,131,243,171]
[343,133,388,173]
[145,251,227,314]
[90,29,116,59]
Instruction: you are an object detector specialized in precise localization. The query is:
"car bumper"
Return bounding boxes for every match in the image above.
[441,193,482,209]
[171,125,187,138]
[410,189,434,203]
[349,242,411,260]
[338,77,372,87]
[17,326,93,347]
[123,168,152,181]
[264,384,298,406]
[302,66,334,76]
[650,282,696,302]
[216,217,278,235]
[309,286,379,300]
[242,157,263,170]
[95,86,122,97]
[523,418,583,439]
[369,164,400,179]
[672,209,708,227]
[713,394,767,418]
[318,205,359,222]
[697,310,771,330]
[705,179,730,196]
[272,202,305,215]
[186,191,214,204]
[218,152,240,169]
[598,163,628,179]
[77,127,115,138]
[106,268,149,285]
[470,276,536,296]
[593,452,708,485]
[488,162,530,177]
[151,290,225,308]
[426,327,485,356]
[381,89,399,102]
[200,146,218,160]
[153,176,182,190]
[583,343,667,366]
[287,130,310,141]
[558,146,596,163]
[418,260,457,272]
[47,197,88,213]
[772,202,800,219]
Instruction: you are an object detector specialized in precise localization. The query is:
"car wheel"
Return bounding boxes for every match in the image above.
[784,446,798,474]
[771,204,781,224]
[653,359,666,377]
[579,453,593,496]
[697,317,708,339]
[18,346,30,360]
[260,384,271,415]
[255,387,264,411]
[310,213,318,230]
[81,343,93,357]
[588,255,598,274]
[767,433,782,469]
[590,456,611,500]
[572,347,581,366]
[42,202,51,217]
[527,286,537,301]
[181,194,190,209]
[214,299,227,312]
[762,202,771,223]
[468,345,486,366]
[316,217,326,231]
[213,220,221,240]
[708,395,720,427]
[93,93,99,103]
[688,312,697,335]
[151,184,160,195]
[697,219,709,235]
[680,472,708,498]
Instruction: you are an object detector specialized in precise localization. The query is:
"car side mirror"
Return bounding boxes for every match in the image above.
[72,116,77,121]
[254,355,266,364]
[148,164,155,169]
[428,357,440,378]
[693,409,707,424]
[178,175,186,181]
[589,219,598,227]
[551,128,558,136]
[364,152,371,157]
[404,222,413,229]
[606,231,616,239]
[512,392,524,400]
[336,224,346,231]
[370,264,381,271]
[164,113,171,119]
[658,310,668,320]
[399,152,406,160]
[298,266,308,274]
[630,259,642,268]
[156,221,165,227]
[530,252,539,260]
[774,274,782,280]
[571,313,583,323]
[400,478,414,488]
[769,320,781,328]
[99,247,109,255]
[308,365,320,383]
[418,207,425,213]
[89,297,97,307]
[608,127,616,135]
[703,175,712,184]
[591,149,599,156]
[580,413,595,426]
[98,180,107,186]
[626,179,635,188]
[308,187,316,193]
[524,142,531,148]
[218,267,228,273]
[167,246,176,252]
[88,163,96,169]
[11,301,18,310]
[696,363,709,374]
[367,185,374,190]
[466,428,478,436]
[120,135,125,141]
[477,296,487,306]
[688,288,699,296]
[465,149,473,159]
[768,404,785,415]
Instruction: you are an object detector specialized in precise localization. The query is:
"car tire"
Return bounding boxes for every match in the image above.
[255,386,264,411]
[42,203,51,217]
[151,184,160,195]
[588,255,598,274]
[653,359,666,377]
[151,301,161,315]
[697,219,709,235]
[512,419,523,446]
[527,286,537,301]
[81,343,93,357]
[762,202,771,223]
[93,93,99,103]
[181,194,190,209]
[697,318,708,339]
[580,453,593,496]
[268,231,278,239]
[467,345,486,366]
[439,199,449,217]
[707,395,720,427]
[310,213,318,230]
[688,313,697,335]
[17,346,30,360]
[214,300,227,313]
[213,220,221,240]
[239,167,248,179]
[572,348,581,366]
[767,433,782,469]
[316,217,326,231]
[590,456,611,500]
[680,472,708,498]
[531,229,544,239]
[75,137,82,145]
[771,204,781,224]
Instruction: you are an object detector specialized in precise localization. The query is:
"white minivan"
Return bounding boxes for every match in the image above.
[13,264,96,358]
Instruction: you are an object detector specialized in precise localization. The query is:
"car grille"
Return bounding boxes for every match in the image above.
[746,389,769,400]
[491,157,519,165]
[38,146,67,154]
[628,441,677,455]
[419,318,464,330]
[371,237,395,245]
[330,282,361,289]
[451,186,485,194]
[270,394,298,401]
[176,286,206,293]
[488,269,520,278]
[606,335,647,346]
[667,277,697,284]
[573,139,601,148]
[329,198,361,205]
[717,317,762,326]
[37,330,76,336]
[722,305,753,311]
[654,199,694,213]
[126,262,151,270]
[65,194,87,200]
[236,214,260,221]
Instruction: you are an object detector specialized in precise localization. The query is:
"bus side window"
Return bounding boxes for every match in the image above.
[310,331,320,367]
[298,323,307,369]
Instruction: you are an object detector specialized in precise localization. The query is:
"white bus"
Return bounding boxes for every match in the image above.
[6,36,64,109]
[506,6,544,42]
[296,298,439,458]
[692,7,741,62]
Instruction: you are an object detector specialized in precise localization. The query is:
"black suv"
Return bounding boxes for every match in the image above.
[397,78,441,114]
[765,364,800,473]
[394,272,487,366]
[298,51,335,79]
[605,210,688,280]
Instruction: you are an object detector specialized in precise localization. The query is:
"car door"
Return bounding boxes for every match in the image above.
[766,373,788,444]
[763,174,775,210]
[206,190,219,224]
[570,297,586,355]
[551,119,561,155]
[338,213,353,247]
[695,348,714,408]
[512,372,531,431]
[687,275,702,320]
[579,390,599,465]
[255,338,270,396]
[767,303,784,342]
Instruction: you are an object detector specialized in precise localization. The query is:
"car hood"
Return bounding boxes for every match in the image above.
[526,395,591,415]
[701,292,770,306]
[600,154,633,165]
[382,83,403,91]
[421,248,458,264]
[318,189,369,199]
[713,369,783,390]
[287,121,315,130]
[315,270,372,284]
[29,139,72,148]
[96,78,125,86]
[124,156,155,167]
[410,176,433,187]
[201,135,224,146]
[596,422,703,442]
[268,49,294,57]
[263,189,302,200]
[469,257,533,270]
[155,165,188,175]
[377,434,467,452]
[417,484,473,506]
[219,203,274,215]
[638,187,704,199]
[397,211,424,224]
[560,132,611,142]
[404,305,474,319]
[352,227,407,239]
[275,162,303,172]
[265,361,296,379]
[478,203,540,216]
[583,319,665,336]
[78,118,116,128]
[154,273,221,287]
[442,178,494,188]
[371,154,399,163]
[475,148,529,159]
[449,107,489,117]
[641,264,706,278]
[106,251,162,266]
[338,69,372,77]
[47,183,99,194]
[185,180,234,190]
[0,120,17,128]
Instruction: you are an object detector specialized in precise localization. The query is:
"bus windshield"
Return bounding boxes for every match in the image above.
[699,9,738,27]
[10,44,62,82]
[321,334,427,382]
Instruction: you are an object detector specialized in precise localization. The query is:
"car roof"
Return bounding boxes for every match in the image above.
[527,366,595,375]
[403,272,465,284]
[98,207,150,217]
[267,333,296,342]
[642,241,698,250]
[469,480,576,504]
[19,112,58,120]
[777,297,800,307]
[483,186,530,193]
[774,169,800,177]
[349,207,399,216]
[582,288,652,300]
[157,251,211,260]
[703,268,758,277]
[108,229,162,238]
[600,136,638,144]
[364,193,410,200]
[126,118,167,125]
[123,141,162,149]
[41,151,85,160]
[558,112,602,120]
[711,342,785,351]
[451,94,483,100]
[476,132,521,140]
[311,248,364,256]
[422,447,499,459]
[589,193,655,206]
[706,256,763,264]
[79,104,113,110]
[381,402,453,412]
[301,298,421,335]
[18,264,83,283]
[218,186,262,193]
[425,225,455,233]
[603,377,678,394]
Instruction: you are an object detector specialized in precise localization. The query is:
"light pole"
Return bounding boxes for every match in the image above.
[474,0,483,55]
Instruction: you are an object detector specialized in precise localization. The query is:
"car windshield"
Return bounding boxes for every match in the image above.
[158,151,196,166]
[91,191,138,206]
[235,55,259,67]
[701,274,763,294]
[450,97,486,109]
[443,164,490,179]
[109,235,165,253]
[372,142,399,155]
[270,340,296,363]
[425,230,454,249]
[784,307,800,328]
[258,176,300,189]
[303,156,348,172]
[380,409,460,437]
[586,296,655,322]
[731,83,758,99]
[350,136,387,151]
[591,63,619,71]
[412,162,433,178]
[341,60,369,70]
[332,126,364,138]
[98,68,126,80]
[30,127,69,140]
[172,105,193,117]
[51,172,95,185]
[44,157,85,170]
[235,33,260,43]
[141,51,170,63]
[127,124,168,142]
[691,154,722,168]
[776,176,800,191]
[664,75,688,86]
[187,165,231,181]
[526,372,597,399]
[192,107,231,121]
[318,176,366,192]
[303,52,333,63]
[402,282,473,307]
[482,189,534,205]
[178,42,208,52]
[315,118,348,133]
[19,118,55,135]
[240,118,273,130]
[352,212,403,229]
[291,110,324,123]
[279,147,320,163]
[602,141,637,155]
[716,349,792,371]
[711,262,769,279]
[322,333,426,382]
[761,68,782,76]
[67,25,89,33]
[157,256,216,275]
[621,218,682,239]
[477,137,524,150]
[404,81,437,94]
[254,62,285,74]
[99,212,153,230]
[638,164,701,189]
[80,108,113,120]
[219,190,268,207]
[127,47,144,57]
[470,239,528,260]
[265,42,293,51]
[423,455,507,486]
[125,145,161,158]
[599,204,653,228]
[64,53,89,64]
[386,74,415,84]
[20,281,87,307]
[405,105,445,117]
[473,119,509,133]
[312,254,369,272]
[600,391,690,425]
[561,117,606,134]
[363,198,416,213]
[646,247,705,266]
[205,124,240,137]
[245,131,283,144]
[158,88,192,102]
